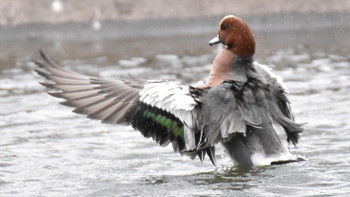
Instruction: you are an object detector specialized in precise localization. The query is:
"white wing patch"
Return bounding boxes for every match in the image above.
[140,80,197,111]
[139,80,199,150]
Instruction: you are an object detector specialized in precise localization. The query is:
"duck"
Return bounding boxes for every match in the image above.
[34,15,304,168]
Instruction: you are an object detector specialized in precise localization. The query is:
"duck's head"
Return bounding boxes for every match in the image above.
[209,15,256,57]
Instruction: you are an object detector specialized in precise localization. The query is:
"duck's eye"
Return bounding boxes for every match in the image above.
[220,23,230,30]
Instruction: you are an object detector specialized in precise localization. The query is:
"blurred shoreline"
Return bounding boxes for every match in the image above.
[0,2,349,70]
[0,0,349,26]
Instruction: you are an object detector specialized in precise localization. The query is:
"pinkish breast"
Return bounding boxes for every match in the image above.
[205,49,236,87]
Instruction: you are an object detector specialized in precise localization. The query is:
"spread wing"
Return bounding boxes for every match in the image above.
[34,51,216,165]
[254,62,302,145]
[192,65,304,153]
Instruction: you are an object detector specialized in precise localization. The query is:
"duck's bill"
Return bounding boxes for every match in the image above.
[209,36,221,46]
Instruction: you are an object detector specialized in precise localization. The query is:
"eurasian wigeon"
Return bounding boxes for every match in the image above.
[35,15,304,168]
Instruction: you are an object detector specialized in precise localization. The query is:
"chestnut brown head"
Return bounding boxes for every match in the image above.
[209,15,256,57]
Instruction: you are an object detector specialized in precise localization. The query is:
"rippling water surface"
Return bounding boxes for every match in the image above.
[1,14,350,196]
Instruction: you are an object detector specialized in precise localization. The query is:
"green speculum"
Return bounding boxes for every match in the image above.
[143,110,184,139]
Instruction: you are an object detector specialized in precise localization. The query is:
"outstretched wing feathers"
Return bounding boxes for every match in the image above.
[254,62,303,145]
[140,81,199,150]
[35,51,219,164]
[35,52,302,166]
[195,70,303,152]
[140,81,197,113]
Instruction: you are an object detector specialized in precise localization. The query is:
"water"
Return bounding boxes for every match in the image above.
[1,13,350,196]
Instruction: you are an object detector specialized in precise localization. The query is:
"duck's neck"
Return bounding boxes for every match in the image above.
[205,49,253,87]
